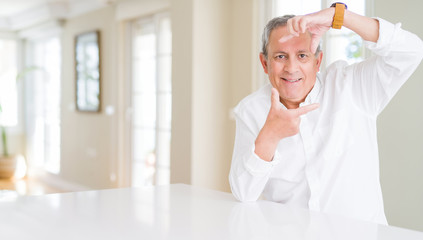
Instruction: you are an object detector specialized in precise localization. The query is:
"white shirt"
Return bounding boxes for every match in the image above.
[229,18,423,225]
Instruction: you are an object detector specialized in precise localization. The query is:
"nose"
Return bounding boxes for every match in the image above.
[283,57,299,74]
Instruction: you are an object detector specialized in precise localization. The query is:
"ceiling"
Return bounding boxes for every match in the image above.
[0,0,71,17]
[0,0,116,31]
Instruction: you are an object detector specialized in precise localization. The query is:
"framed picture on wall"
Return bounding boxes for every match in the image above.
[75,30,101,112]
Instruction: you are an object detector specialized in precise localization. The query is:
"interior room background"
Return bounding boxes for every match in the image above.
[0,0,421,232]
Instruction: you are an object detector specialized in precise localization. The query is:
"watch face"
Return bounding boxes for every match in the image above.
[331,2,348,9]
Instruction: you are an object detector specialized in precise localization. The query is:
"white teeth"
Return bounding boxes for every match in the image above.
[283,78,301,83]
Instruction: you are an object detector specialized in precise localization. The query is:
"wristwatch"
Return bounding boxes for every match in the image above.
[330,2,347,29]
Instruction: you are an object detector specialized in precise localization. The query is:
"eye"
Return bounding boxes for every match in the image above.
[275,54,286,60]
[298,53,308,59]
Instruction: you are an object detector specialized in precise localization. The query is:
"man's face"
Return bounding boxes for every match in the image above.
[260,26,323,109]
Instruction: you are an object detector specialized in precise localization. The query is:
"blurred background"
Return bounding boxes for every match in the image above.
[0,0,422,232]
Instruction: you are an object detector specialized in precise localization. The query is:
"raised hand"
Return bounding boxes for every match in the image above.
[285,8,335,53]
[267,88,319,139]
[255,88,319,162]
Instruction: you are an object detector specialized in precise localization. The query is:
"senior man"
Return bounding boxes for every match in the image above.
[229,3,423,224]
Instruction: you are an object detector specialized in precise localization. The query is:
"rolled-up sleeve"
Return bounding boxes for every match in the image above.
[348,18,423,115]
[229,104,280,202]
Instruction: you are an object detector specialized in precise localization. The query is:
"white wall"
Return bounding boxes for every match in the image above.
[170,0,258,192]
[57,0,171,190]
[170,0,233,192]
[170,0,194,187]
[190,0,231,191]
[375,0,423,232]
[60,6,119,189]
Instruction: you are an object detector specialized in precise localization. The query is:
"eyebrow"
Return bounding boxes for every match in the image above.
[274,51,288,55]
[273,50,310,54]
[298,50,311,54]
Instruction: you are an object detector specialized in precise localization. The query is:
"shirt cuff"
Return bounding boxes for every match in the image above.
[244,145,281,176]
[364,17,399,56]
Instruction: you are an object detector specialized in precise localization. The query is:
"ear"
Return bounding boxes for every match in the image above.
[259,53,269,74]
[315,51,323,71]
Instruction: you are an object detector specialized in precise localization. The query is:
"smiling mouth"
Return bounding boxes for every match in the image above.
[282,77,302,83]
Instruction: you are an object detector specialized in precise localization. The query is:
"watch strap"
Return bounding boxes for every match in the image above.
[331,2,347,29]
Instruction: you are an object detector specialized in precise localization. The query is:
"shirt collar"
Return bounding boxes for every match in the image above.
[303,74,322,105]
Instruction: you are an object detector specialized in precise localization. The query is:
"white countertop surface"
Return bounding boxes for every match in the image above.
[1,184,422,239]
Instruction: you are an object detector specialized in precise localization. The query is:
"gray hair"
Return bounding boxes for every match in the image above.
[261,15,321,59]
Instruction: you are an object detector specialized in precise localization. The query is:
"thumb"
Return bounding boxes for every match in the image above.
[293,103,320,116]
[270,88,281,108]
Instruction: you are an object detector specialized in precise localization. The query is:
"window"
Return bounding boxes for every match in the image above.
[0,38,18,127]
[270,0,321,17]
[324,0,366,66]
[130,13,172,187]
[25,37,61,174]
[264,0,367,69]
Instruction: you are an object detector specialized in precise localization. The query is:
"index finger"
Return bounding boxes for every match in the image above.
[286,18,299,37]
[292,103,320,116]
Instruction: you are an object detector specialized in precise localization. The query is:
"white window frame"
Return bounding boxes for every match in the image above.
[0,33,23,135]
[124,11,172,187]
[22,22,62,175]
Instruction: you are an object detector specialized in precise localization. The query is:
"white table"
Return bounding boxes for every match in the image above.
[1,184,422,240]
